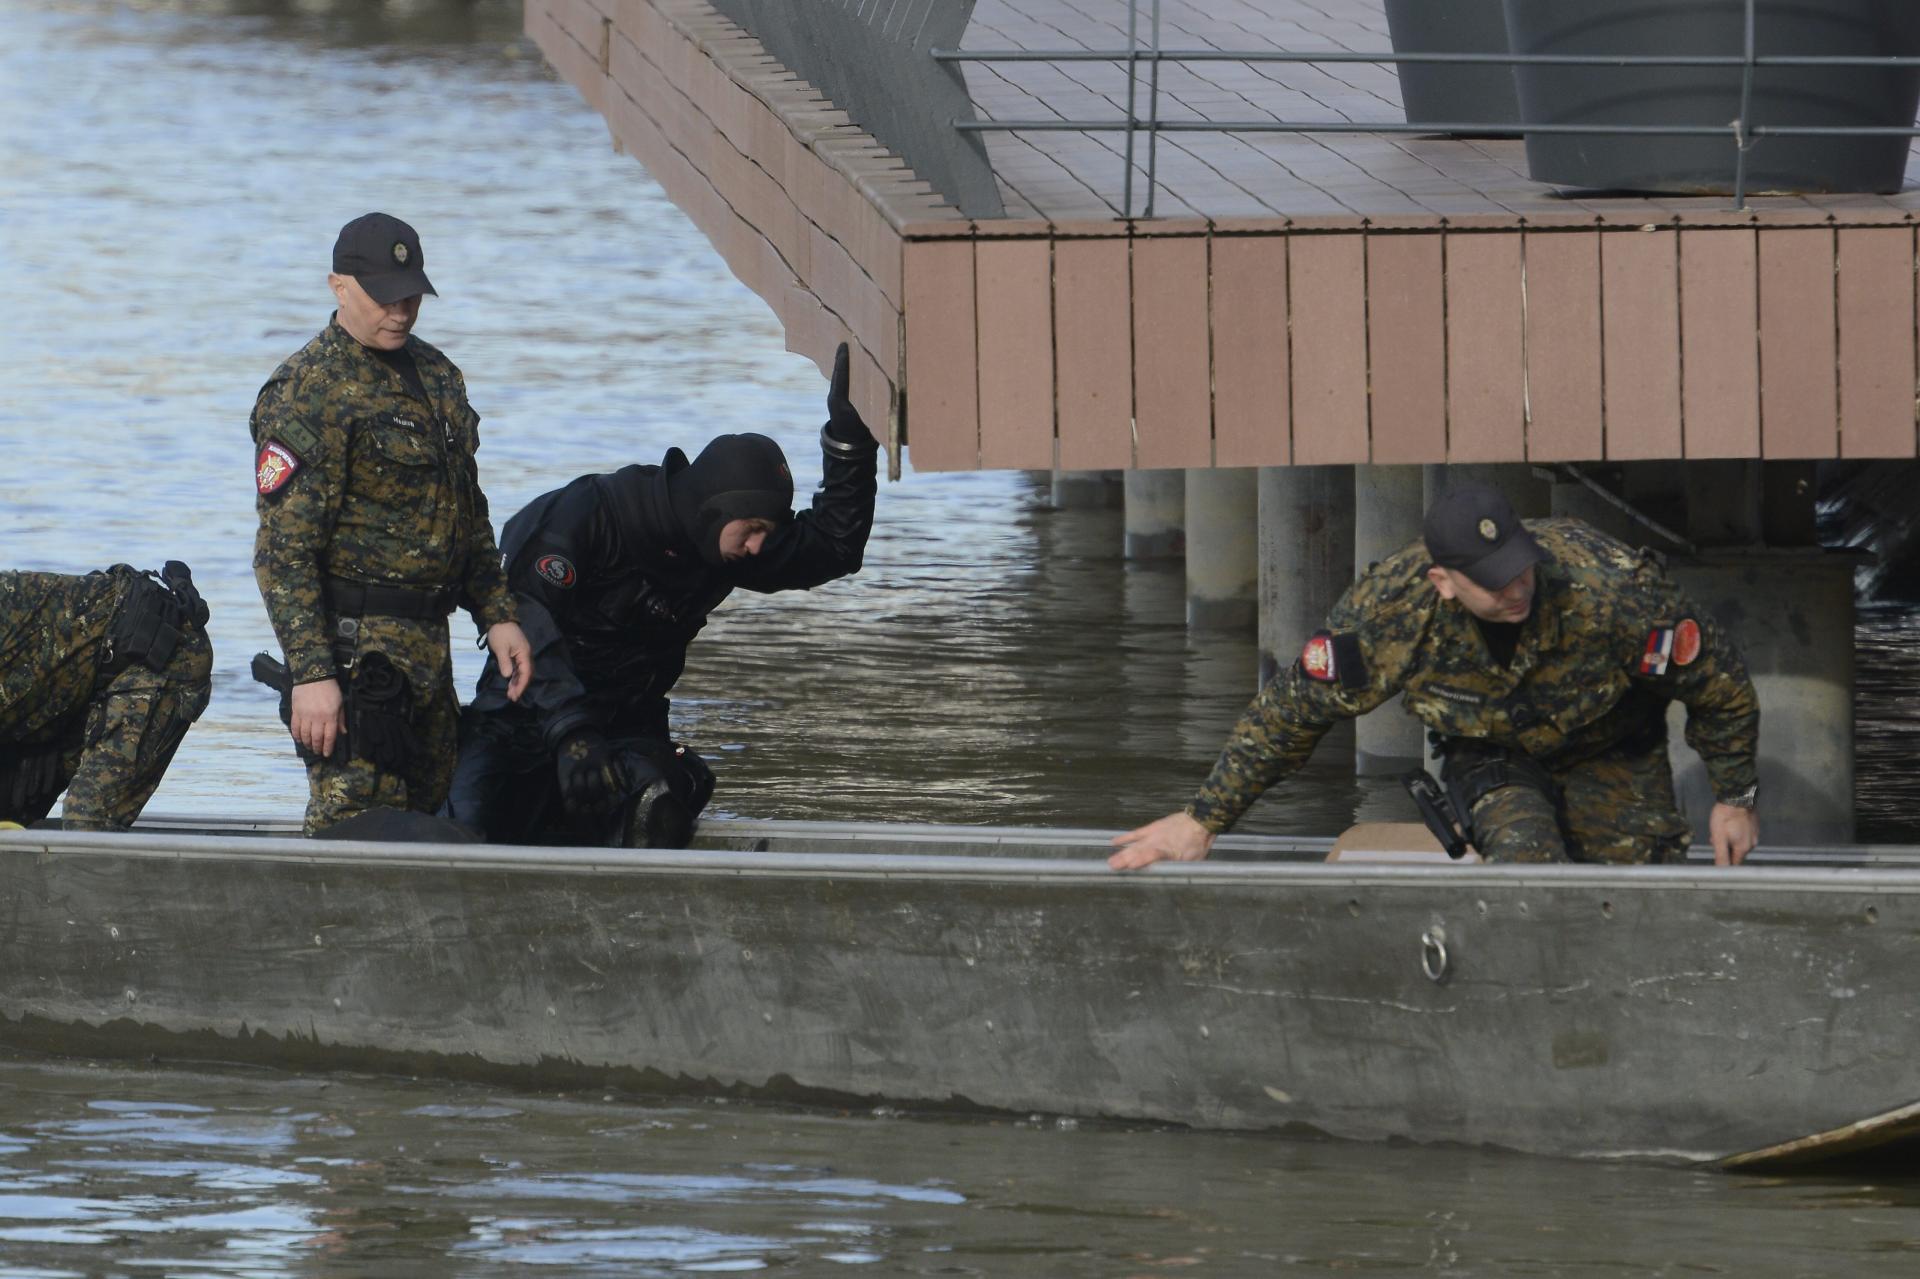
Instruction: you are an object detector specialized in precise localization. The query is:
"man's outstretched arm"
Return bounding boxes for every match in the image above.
[739,343,879,592]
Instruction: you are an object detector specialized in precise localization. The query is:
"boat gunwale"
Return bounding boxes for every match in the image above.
[8,824,1920,894]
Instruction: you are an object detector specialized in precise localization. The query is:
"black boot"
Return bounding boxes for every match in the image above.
[620,779,692,849]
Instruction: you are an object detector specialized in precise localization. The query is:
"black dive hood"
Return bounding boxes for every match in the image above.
[668,432,795,566]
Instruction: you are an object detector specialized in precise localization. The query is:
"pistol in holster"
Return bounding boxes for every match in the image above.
[252,651,345,766]
[1401,768,1472,860]
[251,649,420,775]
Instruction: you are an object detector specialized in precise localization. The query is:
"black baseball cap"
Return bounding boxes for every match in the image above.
[332,212,436,304]
[1423,483,1549,590]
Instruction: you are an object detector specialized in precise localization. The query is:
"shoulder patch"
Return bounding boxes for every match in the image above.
[271,416,323,460]
[1672,617,1702,667]
[534,554,578,589]
[1639,624,1675,676]
[1299,630,1369,689]
[256,441,301,495]
[1301,633,1336,681]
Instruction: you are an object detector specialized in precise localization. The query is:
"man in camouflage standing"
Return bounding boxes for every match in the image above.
[251,212,531,834]
[1,562,212,830]
[1110,483,1762,870]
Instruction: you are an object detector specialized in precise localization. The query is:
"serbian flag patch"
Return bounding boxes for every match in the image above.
[1639,625,1675,676]
[1301,632,1337,682]
[255,441,301,495]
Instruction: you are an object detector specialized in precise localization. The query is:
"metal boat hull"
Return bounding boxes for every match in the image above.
[2,819,1914,1164]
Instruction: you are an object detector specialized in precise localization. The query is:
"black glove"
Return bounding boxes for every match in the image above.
[821,342,875,451]
[556,730,638,815]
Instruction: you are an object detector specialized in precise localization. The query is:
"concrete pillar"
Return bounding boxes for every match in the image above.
[1666,552,1858,846]
[1256,465,1356,763]
[1185,468,1258,630]
[1124,469,1186,560]
[1257,465,1356,677]
[1353,465,1426,775]
[1050,469,1123,510]
[1424,462,1551,517]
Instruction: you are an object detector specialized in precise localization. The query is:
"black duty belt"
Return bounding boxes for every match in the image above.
[324,578,458,620]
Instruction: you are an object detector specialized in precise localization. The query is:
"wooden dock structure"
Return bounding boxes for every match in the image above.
[525,0,1920,474]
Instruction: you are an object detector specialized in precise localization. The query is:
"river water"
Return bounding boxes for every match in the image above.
[3,0,1919,1272]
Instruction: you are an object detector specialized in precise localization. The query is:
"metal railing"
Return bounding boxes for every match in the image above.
[931,0,1920,216]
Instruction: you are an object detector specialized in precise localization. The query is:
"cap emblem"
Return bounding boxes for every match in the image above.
[392,242,409,265]
[1478,517,1499,542]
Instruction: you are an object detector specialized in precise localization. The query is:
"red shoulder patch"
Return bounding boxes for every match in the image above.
[1300,632,1336,682]
[1672,617,1702,666]
[256,441,301,495]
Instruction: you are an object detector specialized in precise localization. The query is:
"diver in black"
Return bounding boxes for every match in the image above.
[444,344,879,847]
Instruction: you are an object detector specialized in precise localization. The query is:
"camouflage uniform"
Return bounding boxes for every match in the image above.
[252,316,516,834]
[1189,519,1760,864]
[0,568,213,830]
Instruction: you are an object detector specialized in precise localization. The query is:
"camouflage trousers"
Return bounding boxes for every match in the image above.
[1445,736,1692,865]
[0,628,214,832]
[301,614,459,835]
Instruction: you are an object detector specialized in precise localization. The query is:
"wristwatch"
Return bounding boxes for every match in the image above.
[1719,784,1758,810]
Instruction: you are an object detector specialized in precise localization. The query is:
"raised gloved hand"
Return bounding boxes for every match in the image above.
[822,341,875,451]
[556,730,638,814]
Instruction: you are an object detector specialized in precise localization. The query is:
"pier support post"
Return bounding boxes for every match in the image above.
[1185,468,1258,631]
[1664,462,1844,843]
[1257,465,1356,683]
[1124,469,1186,560]
[1667,552,1856,846]
[1051,469,1124,510]
[1353,465,1425,774]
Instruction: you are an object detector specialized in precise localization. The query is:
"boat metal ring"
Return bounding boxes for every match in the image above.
[1420,930,1450,983]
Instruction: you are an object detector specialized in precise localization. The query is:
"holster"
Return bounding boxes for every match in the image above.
[1438,739,1560,823]
[106,564,190,672]
[105,562,206,678]
[249,651,353,767]
[346,652,425,778]
[1400,768,1470,859]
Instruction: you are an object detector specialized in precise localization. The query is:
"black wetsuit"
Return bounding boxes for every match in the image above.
[445,427,877,844]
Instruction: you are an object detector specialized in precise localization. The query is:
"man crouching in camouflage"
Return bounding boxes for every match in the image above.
[251,212,531,835]
[1111,483,1761,871]
[0,563,212,830]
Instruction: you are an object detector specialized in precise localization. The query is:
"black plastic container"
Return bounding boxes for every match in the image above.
[1504,0,1920,194]
[1383,0,1521,132]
